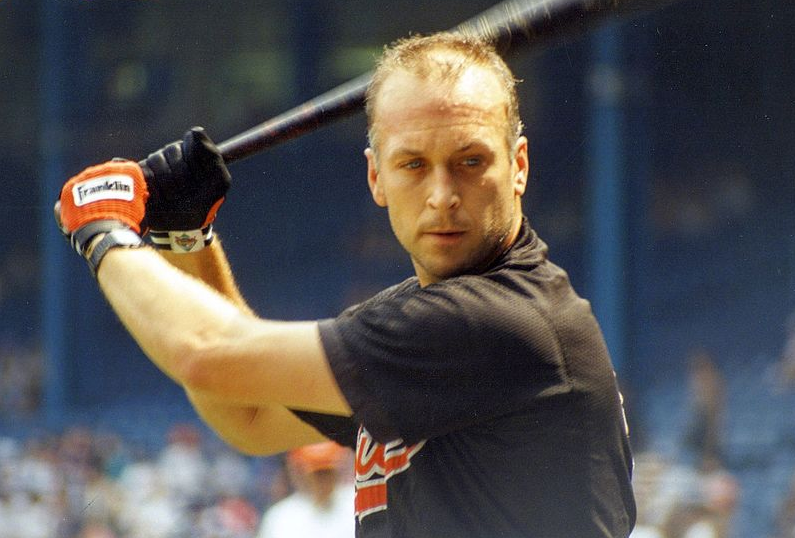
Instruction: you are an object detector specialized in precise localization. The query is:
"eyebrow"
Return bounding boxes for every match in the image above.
[453,143,482,153]
[388,141,489,160]
[390,148,422,159]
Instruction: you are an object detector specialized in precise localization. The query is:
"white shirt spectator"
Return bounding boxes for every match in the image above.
[257,486,353,538]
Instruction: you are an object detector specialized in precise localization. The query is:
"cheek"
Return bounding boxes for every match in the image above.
[386,208,418,257]
[384,194,418,241]
[385,184,422,218]
[469,180,512,220]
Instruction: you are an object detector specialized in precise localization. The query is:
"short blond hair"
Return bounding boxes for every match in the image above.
[365,31,524,153]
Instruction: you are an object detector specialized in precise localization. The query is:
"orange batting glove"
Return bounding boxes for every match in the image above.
[56,159,148,276]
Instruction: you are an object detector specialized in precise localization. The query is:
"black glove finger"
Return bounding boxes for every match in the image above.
[143,141,181,183]
[161,143,190,196]
[183,127,211,166]
[183,127,230,182]
[162,141,185,172]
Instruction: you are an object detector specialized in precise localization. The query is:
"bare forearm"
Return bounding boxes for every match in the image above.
[97,246,245,385]
[158,237,253,314]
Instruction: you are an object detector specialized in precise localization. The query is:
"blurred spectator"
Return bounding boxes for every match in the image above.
[193,495,260,538]
[75,521,119,538]
[192,444,261,538]
[157,423,211,508]
[209,446,255,500]
[699,458,739,537]
[660,461,739,538]
[78,452,123,535]
[631,451,739,538]
[682,348,725,466]
[635,452,702,532]
[14,435,65,537]
[256,441,353,538]
[661,502,718,538]
[249,454,292,510]
[5,490,61,538]
[116,459,186,538]
[59,427,99,535]
[93,432,132,481]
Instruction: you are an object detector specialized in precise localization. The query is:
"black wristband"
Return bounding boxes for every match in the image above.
[87,228,144,277]
[148,224,214,253]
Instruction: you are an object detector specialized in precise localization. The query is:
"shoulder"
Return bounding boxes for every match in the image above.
[326,253,575,346]
[337,277,419,317]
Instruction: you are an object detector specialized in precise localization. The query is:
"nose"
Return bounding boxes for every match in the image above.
[426,166,460,210]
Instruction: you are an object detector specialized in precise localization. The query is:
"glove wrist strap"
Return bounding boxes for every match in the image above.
[87,228,144,277]
[149,224,214,253]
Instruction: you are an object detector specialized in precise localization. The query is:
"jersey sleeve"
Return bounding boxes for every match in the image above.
[317,275,574,444]
[289,410,358,449]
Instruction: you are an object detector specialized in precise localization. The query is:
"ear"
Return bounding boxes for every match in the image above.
[365,148,387,207]
[511,136,529,197]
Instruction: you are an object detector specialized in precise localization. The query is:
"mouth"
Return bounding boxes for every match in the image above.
[423,230,467,244]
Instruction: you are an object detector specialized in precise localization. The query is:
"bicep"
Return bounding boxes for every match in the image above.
[236,403,333,455]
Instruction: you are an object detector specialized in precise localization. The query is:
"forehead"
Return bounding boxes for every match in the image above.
[372,64,510,152]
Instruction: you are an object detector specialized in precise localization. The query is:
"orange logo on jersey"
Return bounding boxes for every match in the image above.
[354,427,425,521]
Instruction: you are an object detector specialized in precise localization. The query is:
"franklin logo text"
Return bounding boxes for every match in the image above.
[73,174,135,207]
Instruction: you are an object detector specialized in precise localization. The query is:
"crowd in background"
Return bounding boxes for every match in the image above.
[631,349,740,538]
[628,329,795,538]
[0,423,279,538]
[0,417,357,538]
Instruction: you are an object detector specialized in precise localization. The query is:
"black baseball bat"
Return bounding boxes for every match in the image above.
[216,0,684,164]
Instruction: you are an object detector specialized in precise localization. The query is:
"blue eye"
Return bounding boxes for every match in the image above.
[402,160,422,170]
[462,156,482,166]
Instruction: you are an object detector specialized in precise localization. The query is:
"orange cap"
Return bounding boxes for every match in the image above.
[287,442,348,474]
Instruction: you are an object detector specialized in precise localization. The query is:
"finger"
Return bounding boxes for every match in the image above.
[53,200,67,234]
[185,127,225,170]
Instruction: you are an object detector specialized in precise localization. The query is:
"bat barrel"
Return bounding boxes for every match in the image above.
[216,0,684,165]
[458,0,683,54]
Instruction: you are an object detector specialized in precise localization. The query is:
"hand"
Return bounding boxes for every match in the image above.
[56,159,147,275]
[140,127,231,253]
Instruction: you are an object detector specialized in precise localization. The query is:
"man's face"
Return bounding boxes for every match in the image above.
[366,64,528,286]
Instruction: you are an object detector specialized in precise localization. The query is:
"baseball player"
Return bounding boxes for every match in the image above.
[56,31,636,537]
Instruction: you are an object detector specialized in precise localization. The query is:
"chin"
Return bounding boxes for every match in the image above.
[415,241,503,283]
[422,258,482,283]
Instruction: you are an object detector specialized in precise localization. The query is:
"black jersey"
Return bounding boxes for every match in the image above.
[295,219,636,538]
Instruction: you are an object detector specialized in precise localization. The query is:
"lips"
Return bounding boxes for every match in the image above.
[426,228,464,233]
[423,230,467,245]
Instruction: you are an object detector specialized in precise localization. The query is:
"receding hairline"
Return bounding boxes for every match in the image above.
[365,32,524,153]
